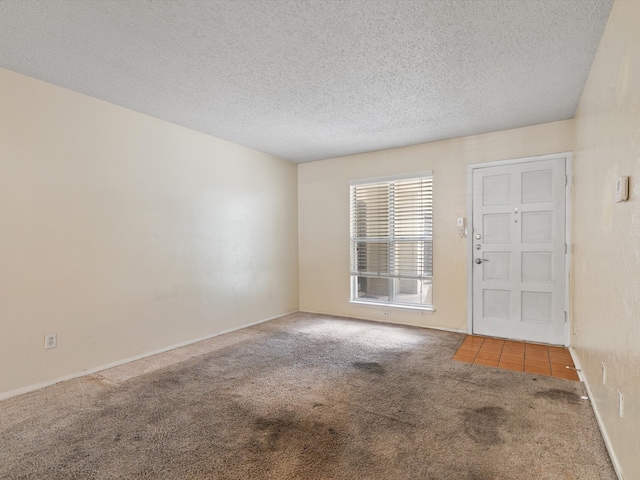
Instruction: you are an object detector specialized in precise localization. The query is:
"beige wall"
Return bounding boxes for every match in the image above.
[572,0,640,477]
[298,120,573,330]
[0,68,299,397]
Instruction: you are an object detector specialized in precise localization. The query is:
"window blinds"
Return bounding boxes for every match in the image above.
[350,175,433,281]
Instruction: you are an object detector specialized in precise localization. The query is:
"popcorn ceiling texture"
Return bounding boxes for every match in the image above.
[0,0,612,162]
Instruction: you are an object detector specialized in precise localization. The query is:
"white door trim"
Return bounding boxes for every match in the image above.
[466,152,572,346]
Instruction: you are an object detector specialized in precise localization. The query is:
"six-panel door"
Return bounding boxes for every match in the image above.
[472,158,566,345]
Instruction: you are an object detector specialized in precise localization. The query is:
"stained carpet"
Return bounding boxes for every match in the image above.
[0,313,615,479]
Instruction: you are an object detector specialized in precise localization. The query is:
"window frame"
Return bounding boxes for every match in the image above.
[349,171,434,312]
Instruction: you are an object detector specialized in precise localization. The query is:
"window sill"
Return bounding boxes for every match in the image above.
[349,300,435,314]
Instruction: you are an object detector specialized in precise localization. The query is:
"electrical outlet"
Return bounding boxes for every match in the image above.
[618,390,624,418]
[44,333,57,350]
[383,311,391,317]
[602,362,607,385]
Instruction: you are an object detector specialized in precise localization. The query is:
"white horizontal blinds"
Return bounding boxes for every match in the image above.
[351,183,390,276]
[350,175,433,280]
[393,177,433,279]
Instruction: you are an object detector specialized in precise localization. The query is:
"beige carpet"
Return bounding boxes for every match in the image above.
[0,313,615,479]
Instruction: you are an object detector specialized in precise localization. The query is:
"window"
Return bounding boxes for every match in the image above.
[350,173,433,309]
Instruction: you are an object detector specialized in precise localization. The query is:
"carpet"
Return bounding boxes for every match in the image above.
[0,313,615,479]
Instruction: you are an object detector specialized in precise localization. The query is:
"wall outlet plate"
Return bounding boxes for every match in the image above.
[45,333,57,350]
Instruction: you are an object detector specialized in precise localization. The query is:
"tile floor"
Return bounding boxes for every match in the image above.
[453,335,579,381]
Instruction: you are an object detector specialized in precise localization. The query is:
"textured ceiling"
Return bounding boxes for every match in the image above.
[0,0,613,163]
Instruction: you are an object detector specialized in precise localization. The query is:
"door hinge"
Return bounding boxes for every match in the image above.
[565,175,568,186]
[564,311,568,323]
[565,243,568,254]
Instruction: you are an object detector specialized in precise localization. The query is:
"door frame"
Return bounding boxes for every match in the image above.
[465,152,573,346]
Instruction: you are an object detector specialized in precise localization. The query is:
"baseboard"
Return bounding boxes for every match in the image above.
[568,347,624,480]
[419,324,468,334]
[299,309,467,334]
[0,311,298,402]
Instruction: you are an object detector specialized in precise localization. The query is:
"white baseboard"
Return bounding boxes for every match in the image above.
[0,311,298,402]
[299,309,467,334]
[420,324,468,334]
[569,346,624,480]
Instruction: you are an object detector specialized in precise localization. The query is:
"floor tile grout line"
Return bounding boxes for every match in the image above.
[496,341,506,365]
[524,344,551,374]
[472,338,484,363]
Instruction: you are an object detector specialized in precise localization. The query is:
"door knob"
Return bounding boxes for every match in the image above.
[475,258,483,264]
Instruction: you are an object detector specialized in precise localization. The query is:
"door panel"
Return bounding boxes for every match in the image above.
[521,252,552,282]
[483,174,511,205]
[483,290,511,318]
[483,214,511,243]
[472,157,566,345]
[484,252,510,280]
[521,211,553,242]
[522,169,553,203]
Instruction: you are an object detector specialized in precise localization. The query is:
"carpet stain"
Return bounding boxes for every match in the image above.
[462,406,507,445]
[352,361,385,374]
[247,412,345,478]
[534,389,581,404]
[253,416,297,452]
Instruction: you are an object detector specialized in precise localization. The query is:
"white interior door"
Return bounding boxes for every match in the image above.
[471,157,567,345]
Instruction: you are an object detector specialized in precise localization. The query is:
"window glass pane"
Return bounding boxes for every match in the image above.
[355,276,391,302]
[355,242,389,275]
[394,279,433,306]
[393,240,426,277]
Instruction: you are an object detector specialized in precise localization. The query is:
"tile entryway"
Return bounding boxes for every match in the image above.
[453,335,579,381]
